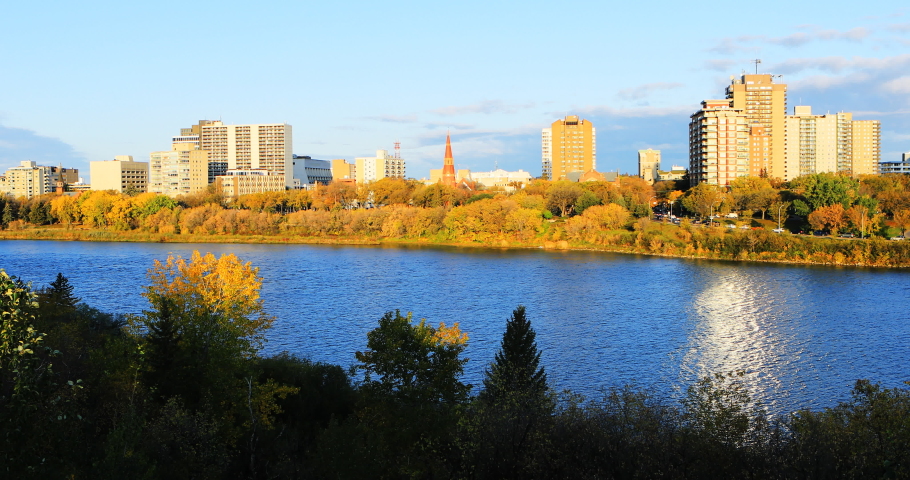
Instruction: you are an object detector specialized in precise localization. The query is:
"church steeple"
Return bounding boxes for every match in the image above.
[441,132,456,187]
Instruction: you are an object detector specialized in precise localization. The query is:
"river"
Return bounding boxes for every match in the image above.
[1,239,908,414]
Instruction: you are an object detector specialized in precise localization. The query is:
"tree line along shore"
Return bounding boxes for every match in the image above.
[3,172,910,267]
[2,252,909,478]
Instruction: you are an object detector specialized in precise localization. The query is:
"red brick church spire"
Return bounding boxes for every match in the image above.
[441,132,456,187]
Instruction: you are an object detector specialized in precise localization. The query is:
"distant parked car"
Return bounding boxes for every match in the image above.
[891,236,905,241]
[739,224,750,229]
[840,233,855,238]
[773,228,785,233]
[725,212,738,218]
[726,223,736,229]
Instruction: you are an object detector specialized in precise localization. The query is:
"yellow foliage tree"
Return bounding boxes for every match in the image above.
[140,251,274,358]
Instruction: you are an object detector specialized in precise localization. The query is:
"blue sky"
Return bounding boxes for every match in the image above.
[1,1,908,181]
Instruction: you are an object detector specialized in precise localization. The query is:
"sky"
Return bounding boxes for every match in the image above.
[1,0,909,181]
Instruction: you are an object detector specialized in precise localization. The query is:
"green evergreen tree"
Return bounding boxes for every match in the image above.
[2,201,14,226]
[481,305,548,404]
[144,297,186,401]
[469,306,554,479]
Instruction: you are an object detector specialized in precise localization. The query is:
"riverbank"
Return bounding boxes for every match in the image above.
[4,223,910,269]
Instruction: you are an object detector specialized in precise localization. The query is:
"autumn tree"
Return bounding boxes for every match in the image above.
[682,183,727,219]
[730,176,778,219]
[546,181,584,217]
[893,209,910,237]
[131,251,275,408]
[345,310,470,477]
[808,204,847,235]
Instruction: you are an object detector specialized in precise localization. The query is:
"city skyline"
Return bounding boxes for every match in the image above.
[1,1,909,180]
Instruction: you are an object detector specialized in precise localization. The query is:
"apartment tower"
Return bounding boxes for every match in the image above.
[726,74,788,180]
[200,122,293,188]
[542,115,596,180]
[688,100,750,186]
[783,106,881,177]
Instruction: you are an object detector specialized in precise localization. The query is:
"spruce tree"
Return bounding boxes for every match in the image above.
[2,202,14,227]
[48,273,80,310]
[481,305,548,405]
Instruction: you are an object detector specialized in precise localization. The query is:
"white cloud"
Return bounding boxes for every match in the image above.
[882,76,910,94]
[704,59,737,72]
[575,104,695,118]
[429,100,535,116]
[616,82,684,100]
[366,114,418,123]
[709,26,872,54]
[770,54,910,75]
[789,72,872,91]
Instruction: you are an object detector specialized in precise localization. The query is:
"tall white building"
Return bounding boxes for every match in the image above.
[200,122,293,188]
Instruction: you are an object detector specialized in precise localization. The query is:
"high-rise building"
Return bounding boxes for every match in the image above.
[90,155,149,193]
[542,115,596,180]
[748,125,771,177]
[441,133,456,187]
[783,106,880,177]
[638,149,660,184]
[200,122,293,188]
[852,120,881,176]
[354,149,406,184]
[688,100,750,186]
[725,74,788,179]
[149,143,209,197]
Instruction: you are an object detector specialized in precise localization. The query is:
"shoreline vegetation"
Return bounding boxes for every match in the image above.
[4,221,910,269]
[3,172,910,268]
[2,255,910,478]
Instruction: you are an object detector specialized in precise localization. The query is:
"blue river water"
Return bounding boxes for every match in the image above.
[1,239,908,414]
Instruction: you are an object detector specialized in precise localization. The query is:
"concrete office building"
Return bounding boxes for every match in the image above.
[638,149,660,184]
[726,74,788,180]
[355,149,405,184]
[542,115,596,180]
[688,100,750,186]
[200,122,293,188]
[90,155,148,193]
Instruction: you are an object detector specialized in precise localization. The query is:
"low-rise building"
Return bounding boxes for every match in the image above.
[880,153,910,174]
[292,155,332,188]
[355,149,405,184]
[2,161,53,199]
[330,159,356,182]
[216,169,286,197]
[90,155,149,193]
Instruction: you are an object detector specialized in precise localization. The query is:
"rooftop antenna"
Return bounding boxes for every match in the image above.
[394,141,401,159]
[753,59,762,74]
